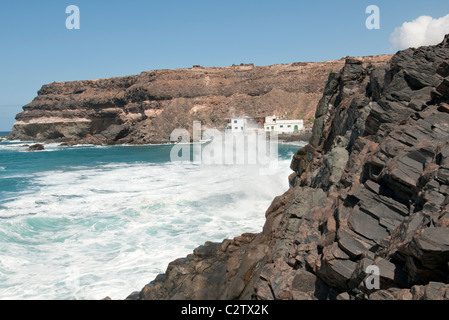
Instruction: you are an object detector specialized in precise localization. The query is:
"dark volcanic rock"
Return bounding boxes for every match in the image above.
[125,35,449,301]
[28,144,45,151]
[437,61,449,77]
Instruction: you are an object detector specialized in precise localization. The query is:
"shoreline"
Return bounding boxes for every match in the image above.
[277,132,311,144]
[1,131,311,147]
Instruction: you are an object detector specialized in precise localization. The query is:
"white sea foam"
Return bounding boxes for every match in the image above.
[279,141,310,146]
[0,144,27,150]
[0,156,294,300]
[63,144,113,148]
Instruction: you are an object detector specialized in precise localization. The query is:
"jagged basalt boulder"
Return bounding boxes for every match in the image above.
[27,144,45,151]
[290,144,315,186]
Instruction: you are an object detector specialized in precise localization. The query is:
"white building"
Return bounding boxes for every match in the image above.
[230,118,247,133]
[229,118,262,133]
[264,115,304,133]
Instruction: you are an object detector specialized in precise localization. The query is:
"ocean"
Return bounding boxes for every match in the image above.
[0,135,304,300]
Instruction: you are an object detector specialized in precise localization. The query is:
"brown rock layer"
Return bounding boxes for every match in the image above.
[9,56,391,144]
[127,35,449,300]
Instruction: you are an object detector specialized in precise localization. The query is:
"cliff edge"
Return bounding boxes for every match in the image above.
[9,57,391,144]
[127,35,449,300]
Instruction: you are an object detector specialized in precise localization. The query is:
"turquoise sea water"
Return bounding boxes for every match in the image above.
[0,135,304,300]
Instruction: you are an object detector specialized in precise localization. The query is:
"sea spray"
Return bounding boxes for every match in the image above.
[0,141,304,299]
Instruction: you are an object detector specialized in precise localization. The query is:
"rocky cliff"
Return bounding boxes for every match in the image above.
[9,57,391,144]
[126,35,449,300]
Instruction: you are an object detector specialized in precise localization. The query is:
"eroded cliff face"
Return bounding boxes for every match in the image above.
[9,57,391,144]
[127,35,449,300]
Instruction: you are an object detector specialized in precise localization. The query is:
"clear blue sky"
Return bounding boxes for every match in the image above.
[0,0,448,131]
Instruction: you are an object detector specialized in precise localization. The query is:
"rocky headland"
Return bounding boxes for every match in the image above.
[9,56,391,145]
[125,35,449,300]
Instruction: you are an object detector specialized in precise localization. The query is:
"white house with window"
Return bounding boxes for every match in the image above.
[264,115,304,133]
[231,118,247,133]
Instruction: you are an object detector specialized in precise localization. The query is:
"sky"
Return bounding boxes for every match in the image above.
[0,0,449,131]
